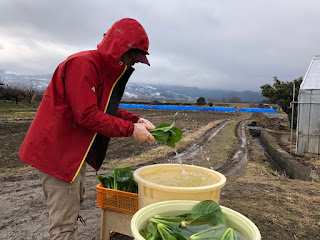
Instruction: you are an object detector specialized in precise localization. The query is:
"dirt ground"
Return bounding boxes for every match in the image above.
[0,109,319,240]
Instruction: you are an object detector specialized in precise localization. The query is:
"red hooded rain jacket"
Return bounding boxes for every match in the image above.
[18,18,149,182]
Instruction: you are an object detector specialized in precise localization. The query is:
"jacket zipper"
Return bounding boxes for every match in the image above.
[71,66,127,183]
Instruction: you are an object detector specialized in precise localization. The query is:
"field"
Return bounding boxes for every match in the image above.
[0,102,319,240]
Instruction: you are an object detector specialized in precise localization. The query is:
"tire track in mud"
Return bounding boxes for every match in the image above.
[163,118,250,176]
[215,120,249,176]
[174,121,231,161]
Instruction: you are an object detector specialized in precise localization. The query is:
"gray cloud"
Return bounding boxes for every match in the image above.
[0,0,319,91]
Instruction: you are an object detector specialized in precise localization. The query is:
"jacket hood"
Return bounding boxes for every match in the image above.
[97,18,149,65]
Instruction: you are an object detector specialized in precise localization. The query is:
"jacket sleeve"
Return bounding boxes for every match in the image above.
[116,108,141,123]
[64,57,134,137]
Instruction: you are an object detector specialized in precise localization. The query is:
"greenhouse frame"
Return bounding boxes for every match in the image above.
[296,56,320,156]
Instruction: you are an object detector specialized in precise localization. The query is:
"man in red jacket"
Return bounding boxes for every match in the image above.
[19,18,155,239]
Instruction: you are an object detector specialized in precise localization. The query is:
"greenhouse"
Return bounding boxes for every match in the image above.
[296,56,320,156]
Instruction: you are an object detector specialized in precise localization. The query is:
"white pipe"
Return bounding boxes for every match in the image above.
[290,83,295,155]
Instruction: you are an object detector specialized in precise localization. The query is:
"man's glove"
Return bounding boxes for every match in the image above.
[137,118,155,130]
[132,123,155,142]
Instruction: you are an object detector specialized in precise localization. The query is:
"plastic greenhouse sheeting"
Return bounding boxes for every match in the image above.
[237,108,277,113]
[296,55,320,156]
[119,104,150,109]
[150,105,200,111]
[201,107,237,112]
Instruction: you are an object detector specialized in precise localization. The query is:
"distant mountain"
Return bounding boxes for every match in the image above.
[0,70,262,102]
[0,70,51,91]
[122,83,195,102]
[147,84,262,103]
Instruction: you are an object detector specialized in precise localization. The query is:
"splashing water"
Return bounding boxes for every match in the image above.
[174,148,186,174]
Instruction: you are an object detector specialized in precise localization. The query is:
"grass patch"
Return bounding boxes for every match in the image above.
[0,100,40,113]
[198,122,237,168]
[0,168,11,173]
[14,111,37,115]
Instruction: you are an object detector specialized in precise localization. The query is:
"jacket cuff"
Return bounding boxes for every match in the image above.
[127,122,135,136]
[131,114,141,123]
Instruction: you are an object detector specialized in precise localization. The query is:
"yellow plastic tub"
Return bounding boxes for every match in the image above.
[131,200,261,240]
[134,164,226,208]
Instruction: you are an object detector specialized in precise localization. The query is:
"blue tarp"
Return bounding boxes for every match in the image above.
[201,107,237,112]
[119,104,278,113]
[238,108,278,113]
[119,104,150,109]
[150,105,200,111]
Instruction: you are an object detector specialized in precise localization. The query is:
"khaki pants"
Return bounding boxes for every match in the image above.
[39,163,86,240]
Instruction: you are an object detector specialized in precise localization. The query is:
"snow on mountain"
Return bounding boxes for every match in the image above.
[0,70,262,102]
[123,83,195,101]
[0,70,51,91]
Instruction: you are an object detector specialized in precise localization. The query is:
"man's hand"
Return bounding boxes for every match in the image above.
[137,118,155,130]
[132,123,155,142]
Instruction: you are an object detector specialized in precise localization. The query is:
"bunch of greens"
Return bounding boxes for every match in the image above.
[98,166,138,193]
[149,112,183,148]
[141,200,246,240]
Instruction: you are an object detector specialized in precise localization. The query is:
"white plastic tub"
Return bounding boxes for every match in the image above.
[131,200,261,240]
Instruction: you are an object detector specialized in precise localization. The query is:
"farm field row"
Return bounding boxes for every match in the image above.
[0,109,319,239]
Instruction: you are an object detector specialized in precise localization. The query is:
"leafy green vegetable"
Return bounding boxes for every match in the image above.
[98,166,138,193]
[150,218,181,232]
[154,214,189,223]
[220,228,238,240]
[190,200,227,226]
[145,222,160,240]
[157,223,177,240]
[189,225,228,240]
[149,112,182,148]
[178,224,213,238]
[141,200,246,240]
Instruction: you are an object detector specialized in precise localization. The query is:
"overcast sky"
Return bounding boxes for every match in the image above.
[0,0,319,91]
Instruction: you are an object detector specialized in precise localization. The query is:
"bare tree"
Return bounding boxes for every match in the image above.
[229,96,242,103]
[25,78,37,103]
[4,86,25,103]
[0,80,4,91]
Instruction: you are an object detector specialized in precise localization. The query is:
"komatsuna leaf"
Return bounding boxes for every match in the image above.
[151,129,170,143]
[119,167,133,173]
[145,222,160,240]
[157,223,177,240]
[149,113,182,148]
[178,224,213,239]
[172,232,187,240]
[190,200,227,226]
[153,214,187,223]
[150,112,178,133]
[166,127,183,148]
[116,176,131,183]
[220,228,238,240]
[189,224,228,240]
[149,123,171,132]
[97,167,137,193]
[150,218,181,232]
